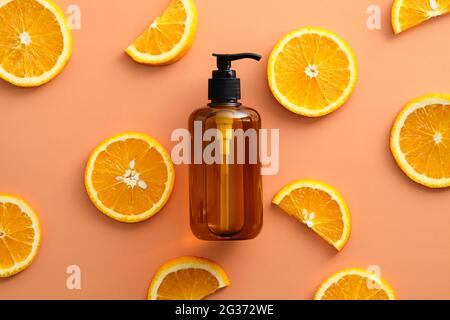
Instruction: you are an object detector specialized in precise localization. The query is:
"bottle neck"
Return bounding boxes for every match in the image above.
[208,99,241,108]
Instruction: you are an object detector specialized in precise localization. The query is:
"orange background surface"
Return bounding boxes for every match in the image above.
[1,0,449,300]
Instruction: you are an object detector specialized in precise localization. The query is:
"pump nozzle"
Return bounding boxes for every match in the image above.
[213,53,262,70]
[208,53,262,101]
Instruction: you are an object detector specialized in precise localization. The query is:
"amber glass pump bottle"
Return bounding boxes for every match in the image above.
[189,53,263,240]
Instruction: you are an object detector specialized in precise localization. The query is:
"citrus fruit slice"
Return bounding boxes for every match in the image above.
[272,180,351,251]
[125,0,198,65]
[85,132,175,223]
[390,94,450,188]
[0,195,41,278]
[0,0,72,87]
[267,26,358,117]
[392,0,450,34]
[314,268,396,300]
[148,256,230,300]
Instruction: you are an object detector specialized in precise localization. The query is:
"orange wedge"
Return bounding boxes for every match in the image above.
[0,0,72,87]
[0,195,41,277]
[272,180,351,251]
[148,256,230,300]
[392,0,450,34]
[125,0,198,65]
[314,268,396,300]
[390,94,450,188]
[268,27,358,117]
[84,132,175,223]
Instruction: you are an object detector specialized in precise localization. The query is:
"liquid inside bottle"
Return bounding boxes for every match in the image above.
[189,102,263,240]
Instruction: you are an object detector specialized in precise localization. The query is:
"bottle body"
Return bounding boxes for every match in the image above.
[189,103,263,240]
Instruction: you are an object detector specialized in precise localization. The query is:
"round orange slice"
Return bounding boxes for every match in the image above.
[272,180,351,251]
[392,0,450,34]
[314,268,396,300]
[125,0,198,65]
[390,94,450,188]
[0,195,41,277]
[0,0,72,87]
[85,132,175,223]
[268,27,358,117]
[148,256,230,300]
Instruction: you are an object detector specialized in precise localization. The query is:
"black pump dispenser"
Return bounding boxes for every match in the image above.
[208,53,262,102]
